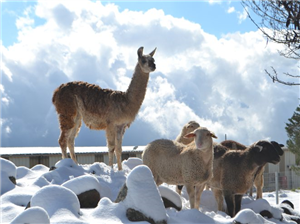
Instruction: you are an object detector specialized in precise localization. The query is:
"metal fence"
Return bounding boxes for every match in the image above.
[263,170,300,192]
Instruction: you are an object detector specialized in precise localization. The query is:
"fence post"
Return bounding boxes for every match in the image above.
[275,172,279,204]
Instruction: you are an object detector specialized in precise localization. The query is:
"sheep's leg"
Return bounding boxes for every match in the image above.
[223,190,235,217]
[176,185,183,195]
[194,184,205,209]
[67,114,82,164]
[234,194,243,215]
[213,189,224,212]
[106,126,116,168]
[115,124,126,171]
[185,184,196,209]
[255,173,264,199]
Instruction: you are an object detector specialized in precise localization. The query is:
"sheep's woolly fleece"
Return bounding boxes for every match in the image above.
[1,157,300,224]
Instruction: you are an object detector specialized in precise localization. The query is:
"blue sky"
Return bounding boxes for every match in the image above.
[1,0,299,148]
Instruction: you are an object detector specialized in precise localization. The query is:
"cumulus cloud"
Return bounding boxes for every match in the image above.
[227,6,235,14]
[1,0,298,147]
[237,8,248,24]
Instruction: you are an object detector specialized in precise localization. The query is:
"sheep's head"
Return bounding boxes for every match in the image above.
[252,140,281,164]
[183,121,200,134]
[137,47,156,73]
[184,127,217,151]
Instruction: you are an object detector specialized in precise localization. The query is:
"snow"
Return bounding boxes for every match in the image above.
[123,165,167,222]
[1,157,300,224]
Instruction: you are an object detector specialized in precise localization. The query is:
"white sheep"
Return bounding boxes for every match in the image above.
[175,121,200,145]
[142,127,217,209]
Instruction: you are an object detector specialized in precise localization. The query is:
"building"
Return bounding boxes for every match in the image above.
[0,146,144,168]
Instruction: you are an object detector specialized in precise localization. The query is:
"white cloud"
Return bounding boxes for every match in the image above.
[237,8,248,24]
[1,1,298,147]
[227,6,235,14]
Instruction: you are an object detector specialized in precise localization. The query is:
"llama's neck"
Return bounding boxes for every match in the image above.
[125,63,150,112]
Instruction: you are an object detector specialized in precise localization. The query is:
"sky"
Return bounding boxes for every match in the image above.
[0,0,299,148]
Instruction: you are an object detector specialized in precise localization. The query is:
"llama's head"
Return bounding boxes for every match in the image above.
[137,47,156,73]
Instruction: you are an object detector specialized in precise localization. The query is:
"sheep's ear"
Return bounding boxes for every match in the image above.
[254,144,263,152]
[184,133,196,139]
[210,132,217,139]
[138,47,144,58]
[149,47,157,57]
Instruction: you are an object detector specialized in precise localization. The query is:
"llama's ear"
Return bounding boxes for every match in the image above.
[184,133,196,139]
[138,47,144,58]
[149,47,157,57]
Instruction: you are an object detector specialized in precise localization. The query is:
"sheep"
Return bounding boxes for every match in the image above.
[220,140,284,199]
[210,140,283,217]
[142,127,217,209]
[52,47,156,170]
[174,121,200,195]
[175,121,200,145]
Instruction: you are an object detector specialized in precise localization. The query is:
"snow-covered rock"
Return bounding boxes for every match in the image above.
[123,165,167,223]
[10,207,50,224]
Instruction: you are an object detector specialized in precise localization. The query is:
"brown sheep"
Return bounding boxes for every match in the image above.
[142,127,217,209]
[220,140,284,199]
[210,140,282,217]
[52,47,156,170]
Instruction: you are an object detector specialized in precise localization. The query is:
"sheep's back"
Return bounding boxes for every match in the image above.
[142,139,185,184]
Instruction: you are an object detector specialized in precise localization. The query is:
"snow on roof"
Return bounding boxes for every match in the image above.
[0,146,145,156]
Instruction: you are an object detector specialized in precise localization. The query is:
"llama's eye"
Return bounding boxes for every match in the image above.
[141,59,146,64]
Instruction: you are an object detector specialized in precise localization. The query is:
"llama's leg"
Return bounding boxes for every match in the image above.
[194,184,205,209]
[185,184,196,209]
[58,130,69,159]
[115,124,126,171]
[106,126,115,168]
[67,115,82,164]
[58,114,75,160]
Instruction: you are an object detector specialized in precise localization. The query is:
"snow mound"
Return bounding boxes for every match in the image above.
[55,158,78,168]
[0,157,16,177]
[234,208,272,224]
[159,185,182,209]
[1,170,16,195]
[10,207,50,224]
[30,185,80,217]
[123,165,167,222]
[122,157,143,170]
[62,175,102,195]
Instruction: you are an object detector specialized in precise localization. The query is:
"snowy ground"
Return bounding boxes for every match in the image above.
[1,157,299,224]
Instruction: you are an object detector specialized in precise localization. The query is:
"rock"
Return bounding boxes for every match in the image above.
[115,183,127,203]
[162,196,181,211]
[9,176,16,185]
[77,189,100,208]
[126,208,167,224]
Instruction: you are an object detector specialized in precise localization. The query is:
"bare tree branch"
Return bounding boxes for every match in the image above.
[242,0,300,86]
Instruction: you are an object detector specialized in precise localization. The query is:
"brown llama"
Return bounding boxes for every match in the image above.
[52,46,156,170]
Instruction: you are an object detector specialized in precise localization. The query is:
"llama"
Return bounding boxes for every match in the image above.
[52,47,156,170]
